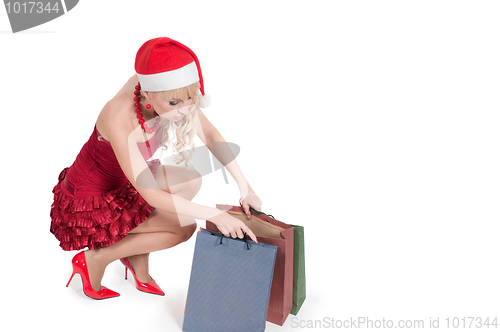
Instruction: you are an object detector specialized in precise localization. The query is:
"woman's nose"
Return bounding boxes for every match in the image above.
[177,104,190,115]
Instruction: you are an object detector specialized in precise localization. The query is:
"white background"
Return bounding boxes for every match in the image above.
[1,0,499,331]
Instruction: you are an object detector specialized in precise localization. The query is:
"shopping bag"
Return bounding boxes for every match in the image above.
[182,228,277,332]
[206,205,294,326]
[289,224,306,315]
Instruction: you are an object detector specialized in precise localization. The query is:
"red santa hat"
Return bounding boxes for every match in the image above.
[135,37,210,107]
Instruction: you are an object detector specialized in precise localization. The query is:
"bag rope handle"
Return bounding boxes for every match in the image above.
[216,230,251,250]
[249,207,275,219]
[239,198,275,219]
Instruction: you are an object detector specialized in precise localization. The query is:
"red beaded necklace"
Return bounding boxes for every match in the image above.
[134,82,161,133]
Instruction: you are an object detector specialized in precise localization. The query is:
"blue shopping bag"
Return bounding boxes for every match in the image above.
[183,228,277,332]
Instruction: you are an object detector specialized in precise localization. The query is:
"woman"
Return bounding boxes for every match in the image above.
[50,37,260,300]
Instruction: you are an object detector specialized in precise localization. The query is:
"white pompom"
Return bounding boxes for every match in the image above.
[199,94,211,108]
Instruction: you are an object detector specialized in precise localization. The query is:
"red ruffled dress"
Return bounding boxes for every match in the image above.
[50,125,164,251]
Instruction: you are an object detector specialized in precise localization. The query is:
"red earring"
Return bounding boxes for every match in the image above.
[146,104,151,109]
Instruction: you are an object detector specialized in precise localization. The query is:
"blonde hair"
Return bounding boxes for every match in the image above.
[142,81,201,167]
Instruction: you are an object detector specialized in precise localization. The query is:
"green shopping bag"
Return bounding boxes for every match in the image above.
[289,224,306,315]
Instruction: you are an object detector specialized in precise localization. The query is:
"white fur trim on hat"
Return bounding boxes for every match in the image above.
[137,61,199,92]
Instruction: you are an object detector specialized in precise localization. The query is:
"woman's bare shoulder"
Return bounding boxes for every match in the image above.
[113,74,139,98]
[96,87,135,141]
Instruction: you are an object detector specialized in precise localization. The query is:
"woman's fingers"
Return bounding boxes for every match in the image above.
[213,212,258,243]
[224,224,257,243]
[235,228,244,239]
[242,202,251,220]
[241,224,258,243]
[220,229,230,238]
[229,227,245,239]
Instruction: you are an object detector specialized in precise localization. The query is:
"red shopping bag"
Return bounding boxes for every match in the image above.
[206,204,294,326]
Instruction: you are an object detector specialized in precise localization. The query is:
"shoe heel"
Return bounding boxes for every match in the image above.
[66,271,76,287]
[120,257,165,296]
[67,251,120,299]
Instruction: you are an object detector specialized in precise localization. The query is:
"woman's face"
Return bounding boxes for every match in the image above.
[150,94,193,122]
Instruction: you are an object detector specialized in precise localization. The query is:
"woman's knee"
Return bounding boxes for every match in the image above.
[185,171,202,196]
[173,169,202,201]
[160,166,202,198]
[154,225,196,251]
[176,224,197,243]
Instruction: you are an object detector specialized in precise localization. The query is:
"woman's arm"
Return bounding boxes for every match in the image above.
[196,110,262,217]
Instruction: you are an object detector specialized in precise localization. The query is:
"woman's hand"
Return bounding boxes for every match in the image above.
[240,187,263,220]
[209,211,258,243]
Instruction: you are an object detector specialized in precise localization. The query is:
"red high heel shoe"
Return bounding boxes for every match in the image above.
[120,257,165,296]
[66,251,120,300]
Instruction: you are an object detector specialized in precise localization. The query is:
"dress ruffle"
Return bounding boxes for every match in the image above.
[49,180,155,251]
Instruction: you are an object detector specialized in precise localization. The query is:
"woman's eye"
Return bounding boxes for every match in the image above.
[169,97,190,105]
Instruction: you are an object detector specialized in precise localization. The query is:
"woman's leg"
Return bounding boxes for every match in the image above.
[126,253,150,282]
[85,166,202,291]
[85,221,197,290]
[126,165,202,282]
